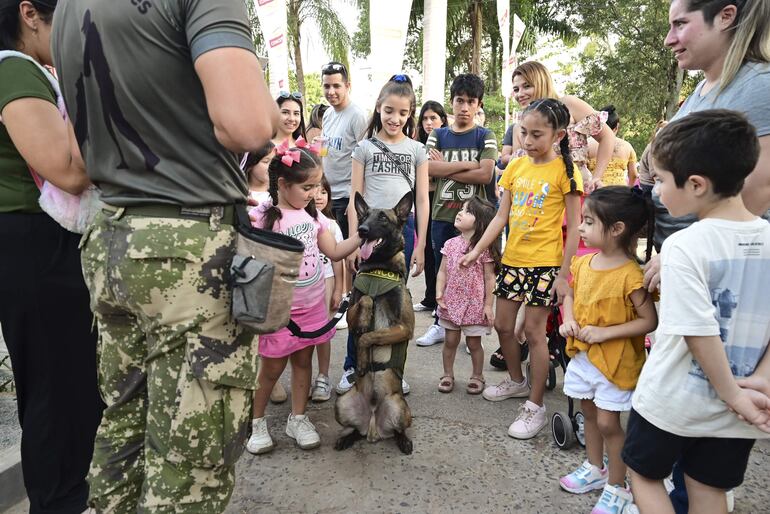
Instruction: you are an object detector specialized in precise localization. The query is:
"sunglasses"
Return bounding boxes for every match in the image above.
[278,91,302,100]
[322,62,347,73]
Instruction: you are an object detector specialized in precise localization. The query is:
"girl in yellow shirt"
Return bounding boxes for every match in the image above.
[558,186,658,512]
[462,98,582,440]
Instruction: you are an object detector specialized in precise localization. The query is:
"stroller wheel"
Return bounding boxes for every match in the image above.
[551,411,576,449]
[575,411,586,447]
[546,361,557,391]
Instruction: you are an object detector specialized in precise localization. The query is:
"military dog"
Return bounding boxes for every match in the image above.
[334,192,415,455]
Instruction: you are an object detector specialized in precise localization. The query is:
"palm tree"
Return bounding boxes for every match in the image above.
[246,0,352,98]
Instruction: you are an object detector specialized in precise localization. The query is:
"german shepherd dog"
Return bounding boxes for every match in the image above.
[334,192,415,454]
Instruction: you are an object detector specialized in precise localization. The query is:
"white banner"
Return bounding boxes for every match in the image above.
[512,14,526,54]
[497,0,511,97]
[370,0,413,95]
[255,0,290,96]
[421,0,447,104]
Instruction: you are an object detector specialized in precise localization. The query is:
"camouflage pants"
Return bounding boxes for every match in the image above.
[79,208,258,513]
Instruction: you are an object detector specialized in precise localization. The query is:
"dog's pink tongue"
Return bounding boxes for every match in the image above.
[359,239,381,261]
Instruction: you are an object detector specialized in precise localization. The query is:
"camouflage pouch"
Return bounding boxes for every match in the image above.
[231,205,304,334]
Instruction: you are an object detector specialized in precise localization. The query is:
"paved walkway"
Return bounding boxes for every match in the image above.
[5,277,770,513]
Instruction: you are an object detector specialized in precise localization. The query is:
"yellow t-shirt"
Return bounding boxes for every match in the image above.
[565,254,647,390]
[499,156,583,267]
[588,147,637,186]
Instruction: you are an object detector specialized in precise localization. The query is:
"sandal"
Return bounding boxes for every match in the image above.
[437,375,454,393]
[467,376,485,395]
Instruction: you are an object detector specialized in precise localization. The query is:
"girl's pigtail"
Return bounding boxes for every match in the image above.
[264,158,283,232]
[642,189,655,263]
[365,110,382,139]
[559,134,577,193]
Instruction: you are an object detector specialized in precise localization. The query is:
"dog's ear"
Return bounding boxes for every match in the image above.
[354,192,369,220]
[393,192,413,222]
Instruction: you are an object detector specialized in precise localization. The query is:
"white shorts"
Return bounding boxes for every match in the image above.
[438,318,491,337]
[563,352,633,412]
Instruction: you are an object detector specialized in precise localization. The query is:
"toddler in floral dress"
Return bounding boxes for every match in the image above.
[436,197,499,394]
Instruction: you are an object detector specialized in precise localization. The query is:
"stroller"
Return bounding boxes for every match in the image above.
[520,306,586,450]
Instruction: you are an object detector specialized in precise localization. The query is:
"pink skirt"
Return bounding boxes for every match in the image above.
[258,294,335,358]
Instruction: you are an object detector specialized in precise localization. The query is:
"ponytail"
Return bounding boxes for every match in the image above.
[264,158,283,232]
[559,134,577,193]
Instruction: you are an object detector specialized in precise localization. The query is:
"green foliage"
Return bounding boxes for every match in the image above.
[289,72,326,108]
[559,0,684,154]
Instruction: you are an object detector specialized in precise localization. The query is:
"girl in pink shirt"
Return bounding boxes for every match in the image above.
[436,197,500,394]
[246,144,361,454]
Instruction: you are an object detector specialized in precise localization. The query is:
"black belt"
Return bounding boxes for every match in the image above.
[102,204,237,225]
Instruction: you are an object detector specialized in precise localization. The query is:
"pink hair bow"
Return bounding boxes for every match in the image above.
[295,135,322,155]
[275,139,301,167]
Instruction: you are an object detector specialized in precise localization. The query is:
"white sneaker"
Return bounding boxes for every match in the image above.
[413,302,432,312]
[285,413,321,450]
[592,483,634,514]
[507,400,547,439]
[269,381,287,404]
[726,489,735,513]
[416,324,445,346]
[402,378,410,395]
[336,368,355,394]
[482,377,529,402]
[246,417,274,455]
[311,374,332,402]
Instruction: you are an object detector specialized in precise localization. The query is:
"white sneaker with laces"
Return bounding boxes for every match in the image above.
[416,324,445,346]
[413,302,431,312]
[402,378,410,395]
[246,417,274,455]
[336,368,356,394]
[482,377,529,402]
[285,413,321,450]
[507,400,547,439]
[311,374,332,402]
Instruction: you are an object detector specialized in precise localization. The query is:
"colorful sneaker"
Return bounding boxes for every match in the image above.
[482,377,529,402]
[285,413,321,450]
[559,460,608,494]
[336,368,356,394]
[416,324,445,346]
[246,417,274,455]
[311,374,332,402]
[507,400,547,439]
[592,484,634,514]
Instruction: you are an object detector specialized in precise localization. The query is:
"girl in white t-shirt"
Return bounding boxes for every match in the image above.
[310,174,344,402]
[243,142,274,205]
[245,145,360,455]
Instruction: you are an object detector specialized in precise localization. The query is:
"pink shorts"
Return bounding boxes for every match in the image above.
[258,295,335,359]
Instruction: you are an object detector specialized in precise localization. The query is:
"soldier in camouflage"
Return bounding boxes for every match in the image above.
[51,0,278,511]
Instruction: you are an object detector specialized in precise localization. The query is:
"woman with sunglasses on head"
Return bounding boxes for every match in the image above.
[273,91,306,146]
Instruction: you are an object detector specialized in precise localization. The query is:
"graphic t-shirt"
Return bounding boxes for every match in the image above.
[351,136,427,209]
[251,203,330,310]
[0,58,55,213]
[499,156,583,267]
[51,0,255,207]
[633,217,770,438]
[322,102,368,200]
[426,125,497,222]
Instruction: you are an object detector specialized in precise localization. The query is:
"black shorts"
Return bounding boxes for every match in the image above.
[493,265,560,307]
[622,409,755,490]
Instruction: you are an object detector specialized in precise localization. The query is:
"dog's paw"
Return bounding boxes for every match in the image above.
[335,431,362,451]
[395,432,413,455]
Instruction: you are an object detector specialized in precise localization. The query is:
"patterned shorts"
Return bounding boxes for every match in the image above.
[493,265,560,307]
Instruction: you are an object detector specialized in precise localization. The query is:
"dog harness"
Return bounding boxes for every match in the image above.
[352,269,408,375]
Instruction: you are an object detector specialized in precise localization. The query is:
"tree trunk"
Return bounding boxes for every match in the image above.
[471,0,482,75]
[293,29,305,98]
[664,61,684,120]
[288,0,305,98]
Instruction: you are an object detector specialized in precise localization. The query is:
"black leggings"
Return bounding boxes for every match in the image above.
[0,212,103,514]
